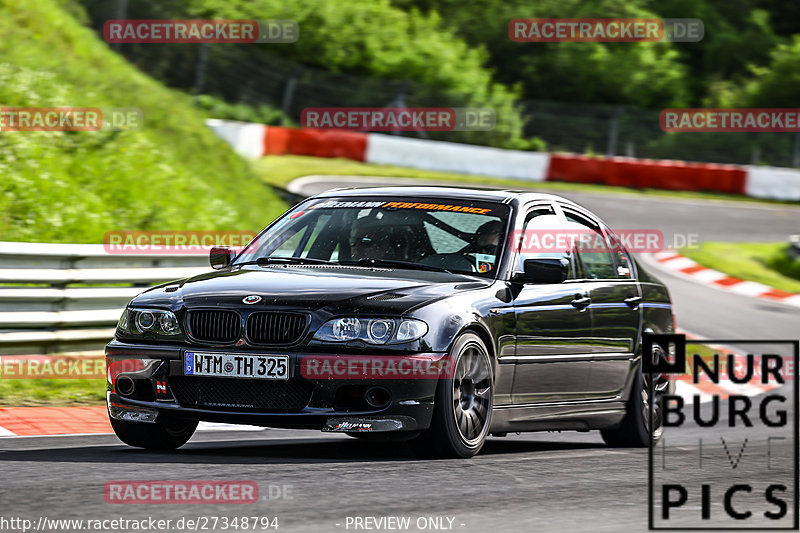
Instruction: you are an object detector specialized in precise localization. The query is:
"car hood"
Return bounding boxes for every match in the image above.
[132,265,489,313]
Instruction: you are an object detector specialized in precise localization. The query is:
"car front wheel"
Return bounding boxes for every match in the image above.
[409,332,493,458]
[110,416,198,450]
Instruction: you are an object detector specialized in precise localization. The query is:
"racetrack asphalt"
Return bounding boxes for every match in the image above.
[0,176,796,533]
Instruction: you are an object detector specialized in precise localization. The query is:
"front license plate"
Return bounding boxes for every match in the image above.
[184,352,289,380]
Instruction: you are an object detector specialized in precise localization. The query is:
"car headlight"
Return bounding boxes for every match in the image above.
[117,308,182,336]
[313,318,427,344]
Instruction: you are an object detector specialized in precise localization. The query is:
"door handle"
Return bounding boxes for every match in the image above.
[570,296,591,309]
[624,295,642,308]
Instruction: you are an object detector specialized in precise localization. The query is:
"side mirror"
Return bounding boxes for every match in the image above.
[521,258,568,284]
[209,247,235,270]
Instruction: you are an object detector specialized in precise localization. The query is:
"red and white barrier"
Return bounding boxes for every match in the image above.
[365,134,551,181]
[206,120,800,201]
[745,165,800,201]
[206,119,266,159]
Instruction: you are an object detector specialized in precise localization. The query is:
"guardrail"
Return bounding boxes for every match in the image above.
[0,242,209,355]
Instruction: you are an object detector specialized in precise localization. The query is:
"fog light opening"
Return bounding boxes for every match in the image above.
[115,375,136,397]
[364,387,391,409]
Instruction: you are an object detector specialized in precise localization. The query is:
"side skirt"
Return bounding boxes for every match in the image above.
[488,399,627,433]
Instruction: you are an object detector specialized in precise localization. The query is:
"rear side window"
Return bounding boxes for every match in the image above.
[563,210,617,280]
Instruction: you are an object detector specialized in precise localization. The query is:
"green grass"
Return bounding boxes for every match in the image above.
[0,0,285,243]
[252,155,796,206]
[0,378,105,406]
[682,242,800,294]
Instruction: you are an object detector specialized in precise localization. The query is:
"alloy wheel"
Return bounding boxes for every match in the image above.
[451,342,492,445]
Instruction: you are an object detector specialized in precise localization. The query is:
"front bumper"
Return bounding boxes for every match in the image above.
[105,340,440,432]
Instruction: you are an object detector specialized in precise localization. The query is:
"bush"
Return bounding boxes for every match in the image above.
[0,0,285,243]
[767,244,800,281]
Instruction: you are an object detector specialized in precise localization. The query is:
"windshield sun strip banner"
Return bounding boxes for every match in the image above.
[308,200,494,215]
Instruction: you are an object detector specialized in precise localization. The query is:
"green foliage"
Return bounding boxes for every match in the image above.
[0,0,285,243]
[394,0,689,108]
[0,378,105,406]
[643,0,779,105]
[77,0,537,149]
[682,242,800,294]
[194,94,290,125]
[189,0,510,99]
[767,244,800,282]
[736,35,800,106]
[643,130,796,167]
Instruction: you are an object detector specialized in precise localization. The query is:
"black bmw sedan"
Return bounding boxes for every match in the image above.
[106,187,675,458]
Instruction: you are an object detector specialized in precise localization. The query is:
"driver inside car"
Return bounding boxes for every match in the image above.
[474,220,502,254]
[469,220,502,272]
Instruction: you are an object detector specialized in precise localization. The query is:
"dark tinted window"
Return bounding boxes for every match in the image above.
[563,210,617,280]
[515,204,576,279]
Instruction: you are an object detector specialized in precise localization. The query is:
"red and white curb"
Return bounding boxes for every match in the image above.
[653,251,800,307]
[0,406,267,438]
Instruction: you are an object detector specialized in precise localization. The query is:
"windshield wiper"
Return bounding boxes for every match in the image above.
[340,258,453,274]
[235,256,454,274]
[235,256,336,267]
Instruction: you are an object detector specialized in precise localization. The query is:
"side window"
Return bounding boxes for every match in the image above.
[563,210,617,280]
[599,226,636,279]
[610,241,634,279]
[516,205,575,278]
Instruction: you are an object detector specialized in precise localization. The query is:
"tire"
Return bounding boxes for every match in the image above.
[110,416,198,450]
[601,349,669,447]
[409,332,493,458]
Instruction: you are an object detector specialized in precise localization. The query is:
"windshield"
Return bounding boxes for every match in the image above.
[236,197,510,277]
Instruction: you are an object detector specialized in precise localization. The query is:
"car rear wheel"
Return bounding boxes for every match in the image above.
[409,332,493,458]
[110,416,198,450]
[601,347,669,447]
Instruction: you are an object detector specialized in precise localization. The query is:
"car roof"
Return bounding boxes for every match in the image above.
[312,185,577,206]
